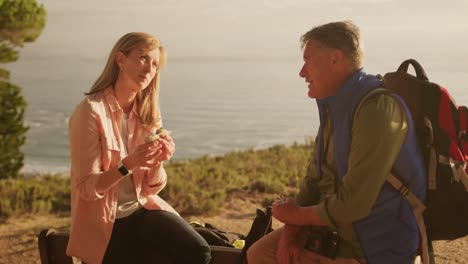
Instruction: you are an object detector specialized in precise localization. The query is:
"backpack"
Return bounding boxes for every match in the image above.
[191,222,246,248]
[190,206,273,254]
[357,59,468,264]
[241,206,273,256]
[382,59,468,240]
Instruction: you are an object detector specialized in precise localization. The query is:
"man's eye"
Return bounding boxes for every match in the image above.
[141,56,148,61]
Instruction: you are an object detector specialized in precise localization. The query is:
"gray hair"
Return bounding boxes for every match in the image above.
[300,21,363,69]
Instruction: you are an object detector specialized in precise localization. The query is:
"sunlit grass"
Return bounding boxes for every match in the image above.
[0,141,313,220]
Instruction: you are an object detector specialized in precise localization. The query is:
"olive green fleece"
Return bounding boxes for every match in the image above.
[296,94,408,258]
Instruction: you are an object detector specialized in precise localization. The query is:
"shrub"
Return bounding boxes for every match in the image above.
[0,174,69,220]
[0,141,314,219]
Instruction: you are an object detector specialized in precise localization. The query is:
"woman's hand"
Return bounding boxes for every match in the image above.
[123,141,165,170]
[157,134,175,161]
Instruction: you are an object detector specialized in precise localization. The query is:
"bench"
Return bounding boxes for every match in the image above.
[38,229,245,264]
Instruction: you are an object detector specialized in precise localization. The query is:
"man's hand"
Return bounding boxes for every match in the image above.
[277,225,309,264]
[272,197,302,225]
[272,197,326,227]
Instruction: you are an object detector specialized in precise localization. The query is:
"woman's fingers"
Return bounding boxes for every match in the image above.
[156,138,175,158]
[159,134,174,144]
[147,149,163,160]
[146,152,164,167]
[159,135,175,150]
[127,138,175,169]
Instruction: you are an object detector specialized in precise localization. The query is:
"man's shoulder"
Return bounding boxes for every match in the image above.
[360,90,403,113]
[355,90,407,129]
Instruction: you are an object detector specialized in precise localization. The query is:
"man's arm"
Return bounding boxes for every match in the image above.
[274,94,408,227]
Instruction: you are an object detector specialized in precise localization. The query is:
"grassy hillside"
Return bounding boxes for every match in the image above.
[0,141,313,220]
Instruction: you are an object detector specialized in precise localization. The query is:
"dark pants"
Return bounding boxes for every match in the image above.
[102,209,211,264]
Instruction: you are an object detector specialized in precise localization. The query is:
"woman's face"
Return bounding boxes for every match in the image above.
[118,45,160,92]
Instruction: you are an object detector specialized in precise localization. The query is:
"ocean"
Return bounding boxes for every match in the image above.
[3,0,468,174]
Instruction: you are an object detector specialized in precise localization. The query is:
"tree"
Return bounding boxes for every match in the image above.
[0,81,28,177]
[0,0,46,178]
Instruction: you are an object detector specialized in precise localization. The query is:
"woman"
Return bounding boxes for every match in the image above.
[66,32,211,264]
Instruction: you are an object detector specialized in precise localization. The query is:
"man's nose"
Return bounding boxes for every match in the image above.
[299,65,306,78]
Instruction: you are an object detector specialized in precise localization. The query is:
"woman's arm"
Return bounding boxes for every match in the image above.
[140,133,175,194]
[68,102,124,201]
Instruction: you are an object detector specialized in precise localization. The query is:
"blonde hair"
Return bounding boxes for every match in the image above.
[300,21,363,69]
[86,32,167,128]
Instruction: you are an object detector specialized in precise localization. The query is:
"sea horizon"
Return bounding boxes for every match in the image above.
[3,0,467,175]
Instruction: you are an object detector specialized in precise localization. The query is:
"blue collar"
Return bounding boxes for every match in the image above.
[316,68,366,112]
[323,69,365,103]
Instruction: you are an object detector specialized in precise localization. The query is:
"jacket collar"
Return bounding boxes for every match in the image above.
[103,86,139,116]
[320,68,365,106]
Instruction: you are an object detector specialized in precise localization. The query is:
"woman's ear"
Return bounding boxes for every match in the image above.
[115,51,126,69]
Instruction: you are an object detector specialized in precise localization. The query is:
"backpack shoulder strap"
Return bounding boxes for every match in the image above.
[354,87,431,264]
[387,173,429,264]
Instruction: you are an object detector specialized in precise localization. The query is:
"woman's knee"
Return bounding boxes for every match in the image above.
[181,226,212,263]
[184,244,211,264]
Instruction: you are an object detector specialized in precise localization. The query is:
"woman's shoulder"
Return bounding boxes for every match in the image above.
[73,95,101,114]
[73,88,112,114]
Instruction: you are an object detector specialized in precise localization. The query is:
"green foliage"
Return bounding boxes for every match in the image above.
[160,141,314,216]
[0,81,28,179]
[0,68,9,79]
[0,142,314,219]
[0,43,18,64]
[0,0,47,177]
[0,174,70,220]
[0,0,47,47]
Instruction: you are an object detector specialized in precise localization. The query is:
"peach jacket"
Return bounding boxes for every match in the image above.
[66,87,177,264]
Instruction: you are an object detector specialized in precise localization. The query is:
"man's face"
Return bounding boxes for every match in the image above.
[299,40,337,99]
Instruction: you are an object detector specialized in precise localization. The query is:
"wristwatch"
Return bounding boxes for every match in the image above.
[118,160,132,177]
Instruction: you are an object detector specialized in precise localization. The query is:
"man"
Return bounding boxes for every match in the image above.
[247,21,426,264]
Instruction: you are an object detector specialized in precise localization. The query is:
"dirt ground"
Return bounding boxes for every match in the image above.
[0,194,466,264]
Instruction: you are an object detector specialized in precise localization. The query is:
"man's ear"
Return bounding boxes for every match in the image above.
[331,49,344,65]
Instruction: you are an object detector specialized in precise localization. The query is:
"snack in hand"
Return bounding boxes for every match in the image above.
[145,127,171,143]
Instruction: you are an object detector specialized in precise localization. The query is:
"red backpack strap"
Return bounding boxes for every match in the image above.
[437,86,465,161]
[437,87,468,191]
[458,106,468,131]
[458,106,468,158]
[438,87,458,139]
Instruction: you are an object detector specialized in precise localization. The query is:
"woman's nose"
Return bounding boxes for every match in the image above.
[144,63,152,73]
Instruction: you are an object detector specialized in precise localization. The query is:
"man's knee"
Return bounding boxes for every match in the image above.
[247,240,271,264]
[246,242,260,263]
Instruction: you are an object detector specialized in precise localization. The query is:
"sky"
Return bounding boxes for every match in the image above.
[24,0,468,62]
